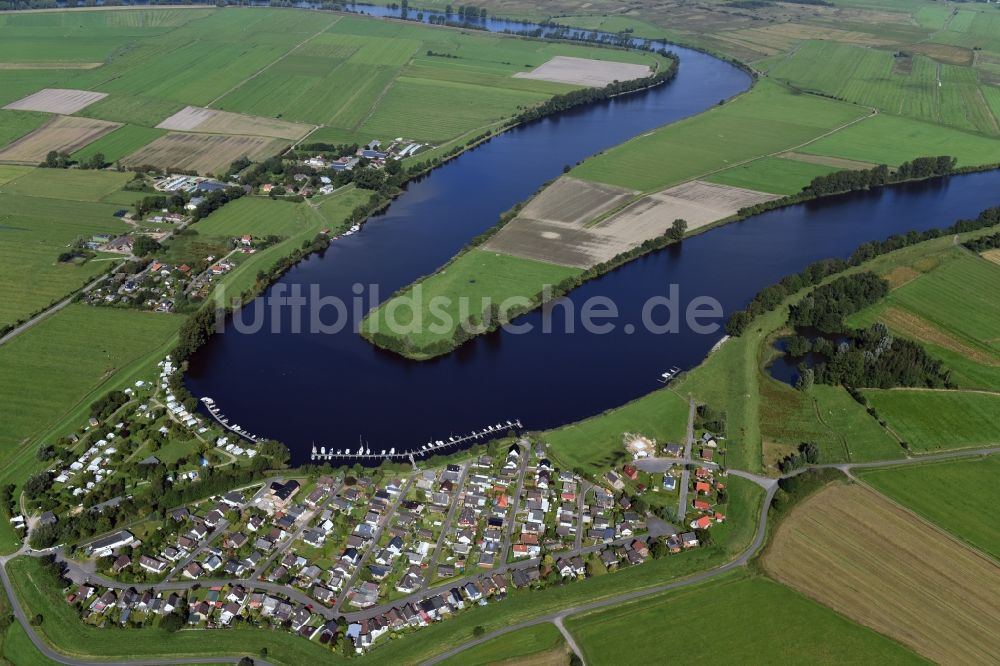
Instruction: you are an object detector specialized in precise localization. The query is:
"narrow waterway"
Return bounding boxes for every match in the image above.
[186,13,1000,464]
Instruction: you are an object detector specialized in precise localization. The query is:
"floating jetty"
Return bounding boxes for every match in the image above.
[310,419,523,463]
[657,366,682,384]
[200,397,261,443]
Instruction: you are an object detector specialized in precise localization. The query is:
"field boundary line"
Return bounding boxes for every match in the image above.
[205,15,342,109]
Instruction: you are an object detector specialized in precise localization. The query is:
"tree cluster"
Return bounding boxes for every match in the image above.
[777,442,820,474]
[787,272,889,333]
[802,156,956,197]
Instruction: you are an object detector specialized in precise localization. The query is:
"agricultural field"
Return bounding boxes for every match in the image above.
[567,572,923,665]
[484,180,778,268]
[78,94,184,128]
[862,389,1000,452]
[436,624,568,666]
[704,156,840,195]
[0,115,120,164]
[70,124,166,164]
[0,304,181,455]
[155,106,311,140]
[0,7,661,171]
[513,55,651,86]
[543,387,689,474]
[884,252,1000,355]
[761,40,1000,136]
[800,113,1000,167]
[361,250,581,356]
[0,189,130,327]
[763,482,1000,665]
[121,132,288,175]
[0,110,49,151]
[859,455,1000,560]
[2,88,106,114]
[1,167,131,202]
[571,80,868,191]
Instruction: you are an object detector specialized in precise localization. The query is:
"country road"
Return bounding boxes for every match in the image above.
[2,445,998,666]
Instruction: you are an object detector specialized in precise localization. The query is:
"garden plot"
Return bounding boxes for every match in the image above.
[2,88,107,114]
[155,106,312,140]
[0,115,120,164]
[484,180,777,268]
[122,132,288,174]
[513,56,652,87]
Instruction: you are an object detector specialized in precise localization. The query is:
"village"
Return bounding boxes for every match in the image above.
[73,137,420,316]
[23,360,730,655]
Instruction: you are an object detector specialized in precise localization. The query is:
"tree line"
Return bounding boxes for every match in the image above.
[801,156,956,197]
[726,205,1000,336]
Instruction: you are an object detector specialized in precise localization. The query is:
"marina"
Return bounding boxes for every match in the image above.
[309,420,523,463]
[200,397,261,443]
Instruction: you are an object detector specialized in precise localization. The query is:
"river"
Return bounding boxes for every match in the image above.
[186,10,1000,464]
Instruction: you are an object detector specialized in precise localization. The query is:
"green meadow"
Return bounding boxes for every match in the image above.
[859,455,1000,560]
[801,113,1000,167]
[71,125,167,164]
[566,573,923,665]
[572,79,867,191]
[436,624,566,666]
[705,156,838,195]
[863,389,1000,452]
[362,250,580,356]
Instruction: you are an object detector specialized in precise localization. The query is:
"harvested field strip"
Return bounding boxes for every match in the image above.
[121,131,287,175]
[779,151,879,170]
[2,88,106,114]
[0,62,102,70]
[0,115,120,164]
[879,306,1000,366]
[483,180,777,269]
[705,156,838,195]
[859,455,1000,561]
[513,55,651,87]
[516,176,637,226]
[982,248,1000,266]
[764,482,1000,665]
[155,105,311,140]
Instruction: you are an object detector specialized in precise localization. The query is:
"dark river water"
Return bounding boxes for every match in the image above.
[186,13,1000,465]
